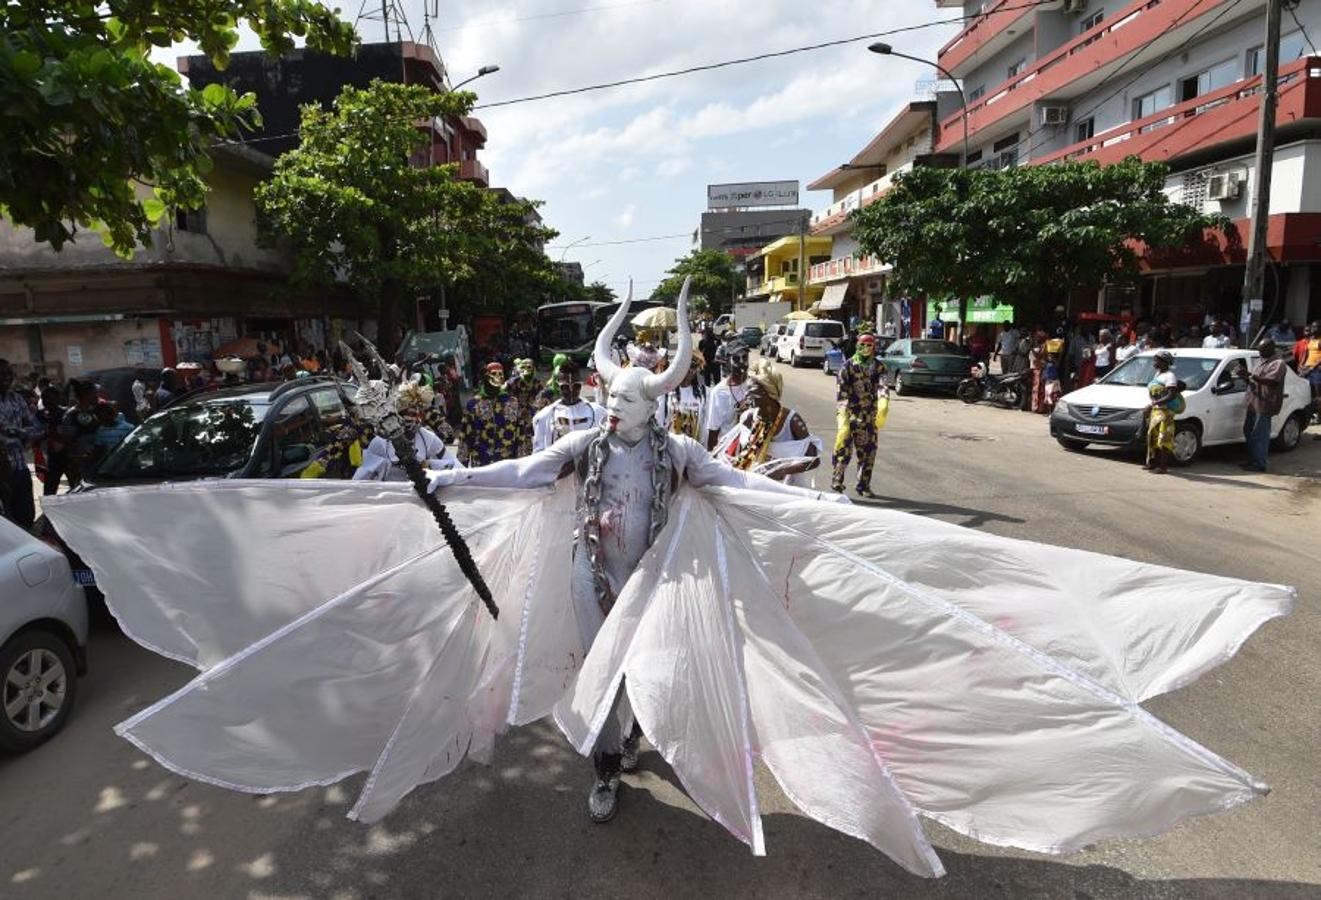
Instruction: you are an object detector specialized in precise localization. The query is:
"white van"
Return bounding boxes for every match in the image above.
[776,319,846,367]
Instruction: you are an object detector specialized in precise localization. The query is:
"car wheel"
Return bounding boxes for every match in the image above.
[0,630,78,753]
[1171,422,1202,465]
[894,372,910,396]
[790,352,801,369]
[1272,413,1304,452]
[1056,436,1089,452]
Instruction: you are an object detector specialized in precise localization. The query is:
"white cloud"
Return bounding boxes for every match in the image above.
[657,157,692,177]
[614,204,637,229]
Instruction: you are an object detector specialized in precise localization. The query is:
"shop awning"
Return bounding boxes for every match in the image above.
[818,283,848,311]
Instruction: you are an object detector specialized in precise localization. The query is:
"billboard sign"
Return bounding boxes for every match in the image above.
[707,180,799,209]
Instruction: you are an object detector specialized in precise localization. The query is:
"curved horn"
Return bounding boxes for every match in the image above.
[593,280,633,386]
[644,276,692,399]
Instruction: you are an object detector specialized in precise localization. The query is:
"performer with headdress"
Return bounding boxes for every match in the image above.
[715,359,822,486]
[531,358,606,452]
[505,358,544,457]
[656,349,707,440]
[457,361,523,466]
[351,381,459,481]
[832,331,887,497]
[705,342,750,449]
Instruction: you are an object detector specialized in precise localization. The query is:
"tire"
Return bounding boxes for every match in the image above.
[0,630,78,753]
[1001,385,1024,409]
[1272,413,1304,452]
[1171,421,1202,465]
[790,352,802,369]
[1056,436,1089,452]
[956,381,981,404]
[893,371,911,396]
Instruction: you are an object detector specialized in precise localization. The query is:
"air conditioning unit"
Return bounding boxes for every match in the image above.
[1062,0,1088,13]
[1040,106,1071,126]
[1208,172,1243,201]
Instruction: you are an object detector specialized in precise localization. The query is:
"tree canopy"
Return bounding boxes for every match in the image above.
[255,80,556,348]
[851,158,1233,319]
[0,0,356,255]
[650,249,740,313]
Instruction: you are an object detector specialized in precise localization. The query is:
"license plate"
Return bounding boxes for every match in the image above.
[935,375,958,382]
[1076,424,1109,436]
[72,569,96,587]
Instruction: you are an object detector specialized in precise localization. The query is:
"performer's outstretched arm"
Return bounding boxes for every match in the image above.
[429,429,592,491]
[679,437,847,502]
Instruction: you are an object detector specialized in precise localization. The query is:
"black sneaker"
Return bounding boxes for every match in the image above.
[588,753,622,824]
[855,485,876,499]
[620,733,641,774]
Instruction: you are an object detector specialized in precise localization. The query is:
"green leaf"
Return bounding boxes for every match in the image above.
[11,50,42,79]
[200,82,229,106]
[142,196,167,225]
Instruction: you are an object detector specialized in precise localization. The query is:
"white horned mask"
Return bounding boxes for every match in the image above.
[593,277,692,444]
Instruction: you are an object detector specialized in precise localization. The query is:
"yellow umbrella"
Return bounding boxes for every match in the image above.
[632,307,678,329]
[783,310,816,321]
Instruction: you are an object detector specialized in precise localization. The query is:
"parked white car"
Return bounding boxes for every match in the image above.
[1050,348,1311,464]
[1,516,87,752]
[776,319,845,368]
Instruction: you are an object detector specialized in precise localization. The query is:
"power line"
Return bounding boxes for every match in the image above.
[472,0,1056,110]
[546,232,690,248]
[1286,1,1317,54]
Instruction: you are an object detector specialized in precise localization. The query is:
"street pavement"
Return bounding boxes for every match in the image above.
[3,359,1319,899]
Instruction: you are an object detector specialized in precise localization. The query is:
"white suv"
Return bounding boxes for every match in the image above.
[1,516,87,752]
[776,319,845,368]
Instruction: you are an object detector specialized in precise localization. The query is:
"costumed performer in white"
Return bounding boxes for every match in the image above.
[714,358,823,487]
[352,380,462,481]
[531,358,606,452]
[39,277,1295,879]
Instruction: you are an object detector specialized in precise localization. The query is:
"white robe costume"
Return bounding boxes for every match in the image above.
[351,427,460,481]
[531,398,606,452]
[41,281,1294,878]
[715,406,825,488]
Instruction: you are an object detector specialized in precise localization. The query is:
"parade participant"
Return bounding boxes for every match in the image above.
[832,332,887,497]
[504,358,544,457]
[656,350,707,440]
[532,359,606,452]
[705,344,749,449]
[1144,350,1183,474]
[716,359,821,486]
[533,353,572,410]
[354,382,458,481]
[45,280,1296,878]
[456,361,523,466]
[0,358,44,528]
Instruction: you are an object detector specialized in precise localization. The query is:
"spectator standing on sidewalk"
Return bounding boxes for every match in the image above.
[39,387,69,497]
[1093,330,1116,381]
[1202,322,1231,349]
[993,325,1020,374]
[1236,340,1288,473]
[0,359,45,529]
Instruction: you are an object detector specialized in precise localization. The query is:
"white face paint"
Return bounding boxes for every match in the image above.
[604,368,657,444]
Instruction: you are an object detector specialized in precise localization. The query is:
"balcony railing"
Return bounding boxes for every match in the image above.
[938,0,1040,75]
[458,159,490,185]
[809,164,914,233]
[808,254,890,283]
[1035,56,1321,166]
[936,0,1250,153]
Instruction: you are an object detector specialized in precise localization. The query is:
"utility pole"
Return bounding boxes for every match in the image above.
[798,214,808,313]
[1241,0,1283,345]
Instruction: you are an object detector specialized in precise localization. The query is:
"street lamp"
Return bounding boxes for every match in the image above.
[451,65,500,91]
[868,43,970,166]
[559,235,591,262]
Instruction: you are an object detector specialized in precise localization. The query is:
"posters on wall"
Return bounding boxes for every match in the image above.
[124,337,163,366]
[66,345,83,365]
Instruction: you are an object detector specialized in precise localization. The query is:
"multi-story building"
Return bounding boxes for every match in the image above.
[0,147,367,381]
[806,100,960,332]
[181,41,491,187]
[933,0,1321,328]
[743,235,834,307]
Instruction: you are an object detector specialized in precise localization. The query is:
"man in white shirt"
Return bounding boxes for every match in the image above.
[705,345,750,449]
[532,360,606,451]
[994,326,1020,373]
[1115,335,1140,363]
[1202,322,1232,349]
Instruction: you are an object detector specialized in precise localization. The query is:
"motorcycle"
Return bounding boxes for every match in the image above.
[957,363,1027,408]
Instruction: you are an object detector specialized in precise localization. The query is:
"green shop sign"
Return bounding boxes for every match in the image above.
[926,297,1015,324]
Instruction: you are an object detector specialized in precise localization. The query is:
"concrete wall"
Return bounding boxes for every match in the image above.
[1159,139,1321,218]
[963,30,1037,100]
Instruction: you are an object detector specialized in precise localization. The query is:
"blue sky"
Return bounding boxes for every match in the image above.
[167,1,958,295]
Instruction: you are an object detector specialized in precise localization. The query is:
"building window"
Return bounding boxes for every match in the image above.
[965,148,984,165]
[1132,84,1173,121]
[968,84,986,102]
[1075,117,1096,142]
[1180,58,1237,102]
[1080,10,1104,32]
[992,133,1020,153]
[1007,58,1027,80]
[1248,30,1309,77]
[175,206,207,234]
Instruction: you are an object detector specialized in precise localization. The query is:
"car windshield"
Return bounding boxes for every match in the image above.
[95,399,270,479]
[911,340,962,355]
[1100,355,1221,391]
[805,323,843,338]
[741,327,762,336]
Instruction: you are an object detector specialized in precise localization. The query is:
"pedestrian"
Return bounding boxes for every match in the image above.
[698,327,720,386]
[1202,321,1231,349]
[1298,321,1321,419]
[1115,333,1139,364]
[831,332,887,498]
[927,316,945,339]
[132,372,152,420]
[1234,339,1288,473]
[1144,350,1183,474]
[91,400,133,464]
[1093,329,1116,381]
[39,386,69,496]
[0,359,45,529]
[1028,330,1049,413]
[968,327,991,368]
[155,368,180,408]
[993,324,1018,375]
[1265,319,1295,345]
[1042,354,1063,413]
[59,379,102,487]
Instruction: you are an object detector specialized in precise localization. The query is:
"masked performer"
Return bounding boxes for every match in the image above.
[457,362,523,466]
[832,332,887,497]
[42,279,1294,879]
[531,359,606,452]
[656,350,707,440]
[505,358,544,457]
[705,344,750,449]
[352,381,458,481]
[533,353,571,411]
[715,359,822,486]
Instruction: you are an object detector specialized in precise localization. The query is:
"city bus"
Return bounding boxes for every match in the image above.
[536,299,672,365]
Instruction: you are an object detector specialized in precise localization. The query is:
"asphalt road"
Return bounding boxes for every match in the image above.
[4,360,1319,899]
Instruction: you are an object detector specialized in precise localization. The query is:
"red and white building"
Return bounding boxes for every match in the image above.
[933,0,1321,329]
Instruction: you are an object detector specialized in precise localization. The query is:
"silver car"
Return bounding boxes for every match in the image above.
[0,516,88,752]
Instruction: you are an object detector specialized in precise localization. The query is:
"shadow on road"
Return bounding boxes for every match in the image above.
[851,494,1027,529]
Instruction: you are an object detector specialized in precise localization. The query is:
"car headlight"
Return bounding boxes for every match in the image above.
[1053,400,1069,415]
